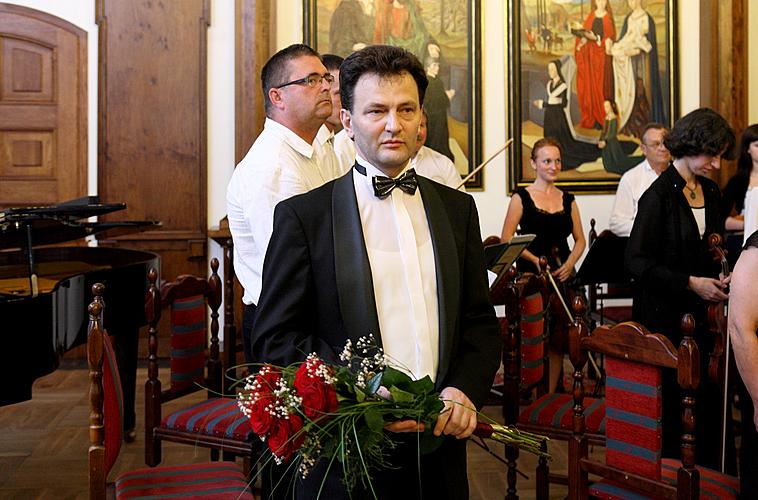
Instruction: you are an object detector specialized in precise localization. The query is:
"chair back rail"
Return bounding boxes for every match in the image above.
[568,309,701,500]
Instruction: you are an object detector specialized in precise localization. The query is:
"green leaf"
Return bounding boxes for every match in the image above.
[355,386,366,403]
[388,387,415,403]
[418,431,445,454]
[380,367,414,390]
[363,408,384,434]
[406,375,434,395]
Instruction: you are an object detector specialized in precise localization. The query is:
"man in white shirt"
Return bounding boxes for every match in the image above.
[608,123,671,236]
[413,109,465,190]
[252,45,499,499]
[226,44,339,362]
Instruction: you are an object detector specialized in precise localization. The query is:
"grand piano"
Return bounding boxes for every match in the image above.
[0,197,160,436]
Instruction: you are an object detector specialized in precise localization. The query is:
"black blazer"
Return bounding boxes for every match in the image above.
[251,170,500,411]
[625,165,723,341]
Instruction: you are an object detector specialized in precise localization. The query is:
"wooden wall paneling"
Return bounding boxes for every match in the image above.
[0,3,87,208]
[699,0,747,187]
[235,0,270,163]
[96,0,210,288]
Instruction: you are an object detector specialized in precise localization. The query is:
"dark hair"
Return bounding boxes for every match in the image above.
[606,99,619,115]
[640,122,668,144]
[321,53,344,73]
[663,108,736,160]
[339,45,428,112]
[736,124,758,178]
[531,137,563,161]
[260,44,320,115]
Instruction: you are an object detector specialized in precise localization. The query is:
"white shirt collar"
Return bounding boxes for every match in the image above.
[264,117,316,158]
[354,154,413,196]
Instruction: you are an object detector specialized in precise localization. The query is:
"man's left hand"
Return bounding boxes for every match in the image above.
[433,387,477,439]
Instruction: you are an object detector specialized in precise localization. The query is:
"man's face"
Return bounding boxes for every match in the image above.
[326,69,342,132]
[342,71,421,177]
[276,55,332,126]
[640,128,670,167]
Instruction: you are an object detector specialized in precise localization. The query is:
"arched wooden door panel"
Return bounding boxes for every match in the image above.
[0,3,87,208]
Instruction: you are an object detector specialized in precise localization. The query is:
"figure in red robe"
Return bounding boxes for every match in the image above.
[574,0,615,129]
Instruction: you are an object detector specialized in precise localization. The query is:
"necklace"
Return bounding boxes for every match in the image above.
[683,181,698,200]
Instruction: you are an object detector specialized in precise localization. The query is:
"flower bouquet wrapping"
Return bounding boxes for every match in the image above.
[237,336,549,495]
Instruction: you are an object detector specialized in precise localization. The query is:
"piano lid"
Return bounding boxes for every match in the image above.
[0,197,160,250]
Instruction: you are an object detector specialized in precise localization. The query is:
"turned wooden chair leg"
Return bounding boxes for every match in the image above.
[505,444,519,500]
[536,441,549,500]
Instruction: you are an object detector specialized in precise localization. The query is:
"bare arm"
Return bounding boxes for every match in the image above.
[554,200,586,282]
[728,247,758,430]
[501,193,539,271]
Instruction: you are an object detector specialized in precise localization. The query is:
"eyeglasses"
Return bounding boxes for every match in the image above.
[276,72,334,89]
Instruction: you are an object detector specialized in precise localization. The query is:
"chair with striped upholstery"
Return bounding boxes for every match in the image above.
[508,291,606,499]
[568,315,739,499]
[144,259,258,468]
[87,283,254,500]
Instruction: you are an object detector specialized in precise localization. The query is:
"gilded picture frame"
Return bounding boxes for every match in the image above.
[507,0,678,194]
[304,0,484,189]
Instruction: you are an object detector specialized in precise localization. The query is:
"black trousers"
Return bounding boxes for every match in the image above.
[242,303,256,364]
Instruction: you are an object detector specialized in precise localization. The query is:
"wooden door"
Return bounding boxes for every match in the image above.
[0,4,87,208]
[96,0,209,288]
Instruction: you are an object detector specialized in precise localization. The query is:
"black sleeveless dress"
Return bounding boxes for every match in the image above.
[514,187,574,273]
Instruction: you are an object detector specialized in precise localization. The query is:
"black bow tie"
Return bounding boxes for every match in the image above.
[354,163,418,198]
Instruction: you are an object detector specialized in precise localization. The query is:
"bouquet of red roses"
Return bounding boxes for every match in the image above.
[237,335,548,495]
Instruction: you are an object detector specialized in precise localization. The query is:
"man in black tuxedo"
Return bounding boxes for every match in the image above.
[252,44,500,500]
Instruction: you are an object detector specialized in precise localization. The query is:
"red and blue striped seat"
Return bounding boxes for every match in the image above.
[570,319,739,500]
[87,286,254,499]
[145,261,260,467]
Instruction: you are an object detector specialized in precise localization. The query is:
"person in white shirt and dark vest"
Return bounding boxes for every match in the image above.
[251,44,500,499]
[226,44,340,363]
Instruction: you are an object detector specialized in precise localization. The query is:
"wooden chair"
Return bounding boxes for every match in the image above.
[483,240,605,500]
[87,283,254,500]
[144,258,258,467]
[567,314,739,499]
[505,293,605,500]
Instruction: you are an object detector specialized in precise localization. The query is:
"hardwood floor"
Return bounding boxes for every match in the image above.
[0,362,593,499]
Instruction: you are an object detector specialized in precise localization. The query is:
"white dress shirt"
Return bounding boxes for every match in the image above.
[333,128,356,175]
[335,129,464,190]
[743,187,758,245]
[608,159,660,237]
[353,155,440,381]
[227,118,339,305]
[412,146,465,191]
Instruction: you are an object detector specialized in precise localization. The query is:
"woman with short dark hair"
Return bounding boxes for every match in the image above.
[625,107,736,470]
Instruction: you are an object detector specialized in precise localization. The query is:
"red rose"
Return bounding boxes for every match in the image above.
[267,414,305,461]
[247,394,277,435]
[245,366,282,436]
[293,359,338,419]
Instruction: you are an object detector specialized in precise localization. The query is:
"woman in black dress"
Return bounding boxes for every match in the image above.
[625,107,736,469]
[501,137,586,391]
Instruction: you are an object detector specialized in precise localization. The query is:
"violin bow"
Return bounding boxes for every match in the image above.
[456,139,514,190]
[545,264,602,379]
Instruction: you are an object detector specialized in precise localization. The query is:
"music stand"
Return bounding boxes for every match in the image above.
[576,231,631,325]
[485,234,536,290]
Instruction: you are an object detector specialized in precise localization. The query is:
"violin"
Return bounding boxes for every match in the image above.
[546,247,578,350]
[706,233,730,383]
[707,232,731,473]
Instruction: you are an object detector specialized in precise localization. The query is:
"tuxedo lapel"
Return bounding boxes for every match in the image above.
[331,170,382,345]
[418,178,460,386]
